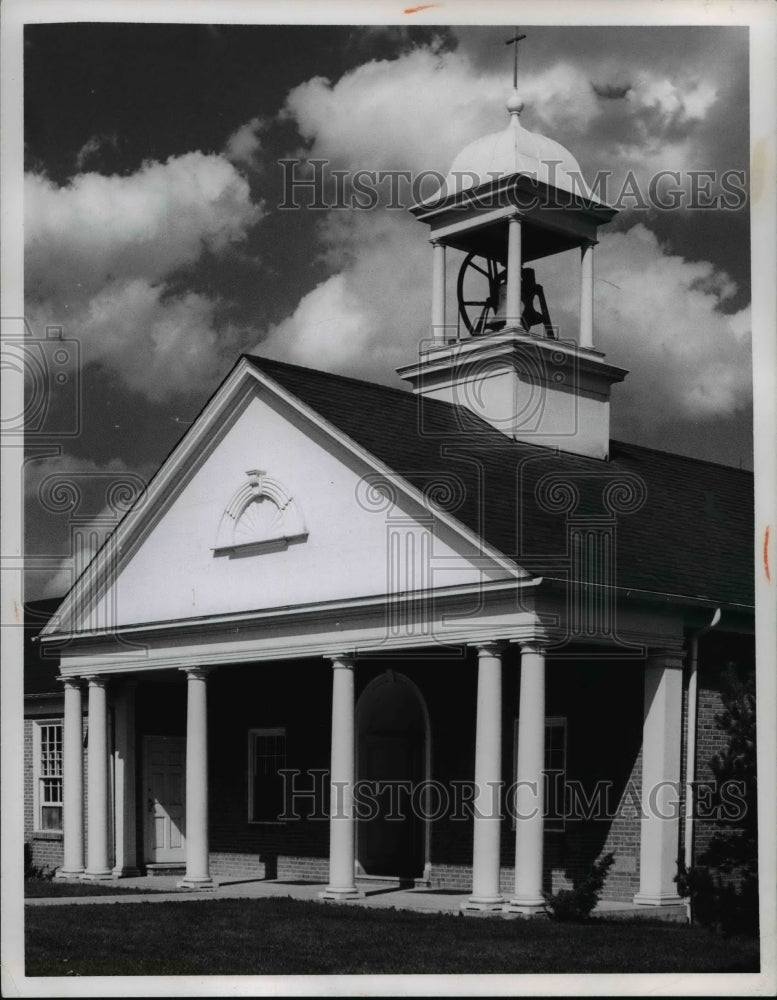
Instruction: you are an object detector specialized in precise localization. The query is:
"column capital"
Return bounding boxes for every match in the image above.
[469,640,507,656]
[510,636,550,654]
[508,210,523,223]
[429,237,446,247]
[82,674,109,688]
[518,641,549,655]
[327,652,356,669]
[180,666,212,681]
[58,676,83,690]
[581,237,597,249]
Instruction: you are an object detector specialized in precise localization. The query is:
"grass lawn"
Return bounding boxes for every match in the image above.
[25,896,760,976]
[24,880,167,899]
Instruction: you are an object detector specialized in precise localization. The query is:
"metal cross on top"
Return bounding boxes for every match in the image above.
[505,27,527,90]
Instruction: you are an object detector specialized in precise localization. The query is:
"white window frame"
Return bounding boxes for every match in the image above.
[513,716,567,832]
[247,727,287,825]
[32,719,63,833]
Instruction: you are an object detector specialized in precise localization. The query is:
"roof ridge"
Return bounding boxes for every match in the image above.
[246,355,753,474]
[610,438,753,476]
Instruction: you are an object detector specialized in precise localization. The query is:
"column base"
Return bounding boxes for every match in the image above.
[461,895,505,912]
[55,867,84,880]
[318,886,362,901]
[632,892,683,907]
[112,866,141,878]
[177,876,214,889]
[505,897,546,916]
[81,869,113,881]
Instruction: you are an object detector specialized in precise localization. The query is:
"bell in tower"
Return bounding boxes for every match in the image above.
[397,31,628,460]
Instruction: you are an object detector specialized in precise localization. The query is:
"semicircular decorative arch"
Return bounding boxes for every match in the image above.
[213,469,307,556]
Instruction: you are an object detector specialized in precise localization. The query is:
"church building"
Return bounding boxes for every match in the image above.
[28,69,754,917]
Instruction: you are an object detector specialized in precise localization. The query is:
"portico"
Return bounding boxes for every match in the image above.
[53,574,552,896]
[51,587,687,918]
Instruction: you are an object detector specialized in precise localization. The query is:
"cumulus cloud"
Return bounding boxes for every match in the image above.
[628,71,717,122]
[263,193,480,380]
[259,210,430,381]
[26,152,261,302]
[25,151,263,398]
[282,48,506,176]
[277,42,728,213]
[225,116,266,166]
[595,225,750,420]
[536,223,750,429]
[259,40,748,438]
[282,44,722,178]
[259,213,749,439]
[48,279,243,402]
[75,132,120,172]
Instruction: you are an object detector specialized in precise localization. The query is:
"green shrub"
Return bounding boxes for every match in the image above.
[24,842,55,882]
[676,859,758,937]
[543,852,615,921]
[676,663,759,937]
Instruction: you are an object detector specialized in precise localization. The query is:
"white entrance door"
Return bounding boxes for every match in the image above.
[144,736,185,863]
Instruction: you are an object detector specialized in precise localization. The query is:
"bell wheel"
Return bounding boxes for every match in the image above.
[456,253,506,337]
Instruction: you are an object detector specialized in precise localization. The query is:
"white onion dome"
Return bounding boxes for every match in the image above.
[434,90,590,200]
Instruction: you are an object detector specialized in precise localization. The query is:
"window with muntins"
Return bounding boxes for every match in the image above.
[513,716,567,832]
[248,728,286,823]
[544,716,567,832]
[35,721,63,831]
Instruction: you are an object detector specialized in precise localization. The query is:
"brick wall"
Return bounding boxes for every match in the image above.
[24,709,89,874]
[24,714,64,872]
[692,632,755,870]
[203,652,645,903]
[210,852,329,882]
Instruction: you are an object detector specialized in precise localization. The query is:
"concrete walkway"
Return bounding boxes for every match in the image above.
[25,875,688,921]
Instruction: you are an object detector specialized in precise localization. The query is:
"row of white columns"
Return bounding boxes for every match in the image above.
[430,219,595,349]
[318,643,684,911]
[318,642,548,912]
[464,641,547,913]
[58,667,211,888]
[58,648,683,909]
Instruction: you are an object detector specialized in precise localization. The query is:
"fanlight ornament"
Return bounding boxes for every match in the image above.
[213,469,307,555]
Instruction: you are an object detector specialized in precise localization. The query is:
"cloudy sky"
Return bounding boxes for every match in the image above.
[22,19,753,600]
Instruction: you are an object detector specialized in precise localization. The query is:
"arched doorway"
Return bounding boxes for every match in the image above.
[356,671,429,881]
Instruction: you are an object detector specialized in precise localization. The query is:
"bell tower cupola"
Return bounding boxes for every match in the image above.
[397,30,628,460]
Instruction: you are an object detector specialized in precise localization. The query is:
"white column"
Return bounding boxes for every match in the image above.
[431,239,447,343]
[112,679,139,877]
[508,643,546,914]
[463,642,504,910]
[57,678,84,878]
[179,667,213,888]
[505,215,523,328]
[684,651,699,871]
[83,675,112,879]
[579,241,595,348]
[320,653,361,900]
[634,653,684,906]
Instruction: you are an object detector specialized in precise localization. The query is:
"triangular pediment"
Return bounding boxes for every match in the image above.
[43,358,523,638]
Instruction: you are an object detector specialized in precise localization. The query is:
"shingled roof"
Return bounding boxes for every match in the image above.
[246,354,754,610]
